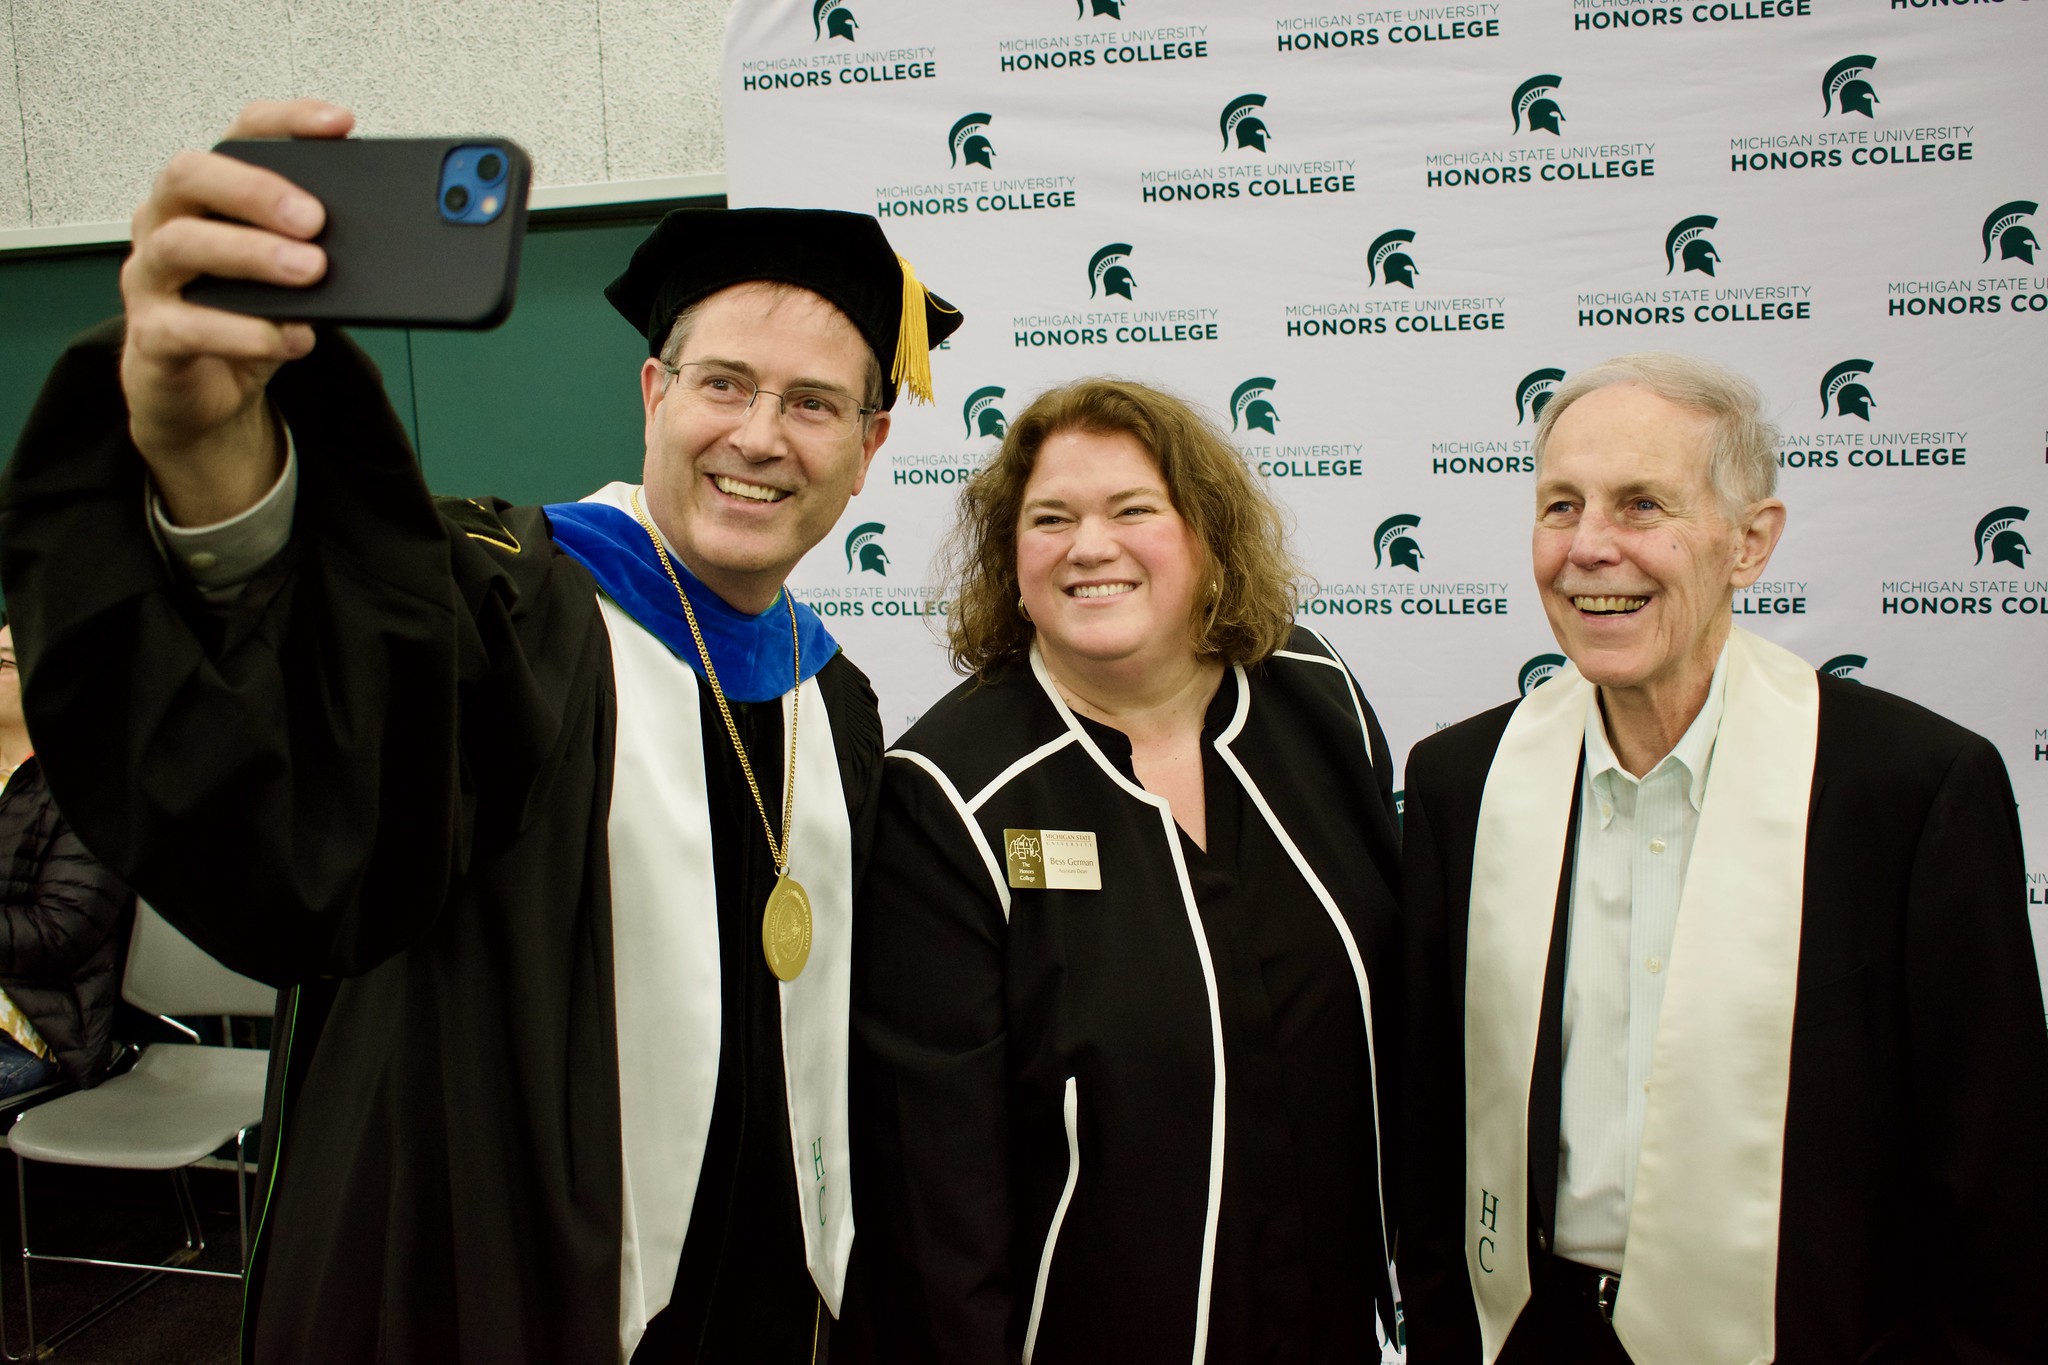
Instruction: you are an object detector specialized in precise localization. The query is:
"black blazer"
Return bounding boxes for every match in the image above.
[1399,673,2048,1364]
[851,630,1402,1365]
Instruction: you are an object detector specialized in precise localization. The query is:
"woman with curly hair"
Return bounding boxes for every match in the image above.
[850,379,1402,1364]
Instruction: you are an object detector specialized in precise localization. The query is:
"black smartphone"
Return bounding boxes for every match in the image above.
[184,136,531,329]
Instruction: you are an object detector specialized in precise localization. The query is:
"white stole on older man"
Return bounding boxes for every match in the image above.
[602,600,855,1361]
[1464,626,1818,1365]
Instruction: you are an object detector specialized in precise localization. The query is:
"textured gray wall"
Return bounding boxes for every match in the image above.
[0,10,26,228]
[0,0,732,232]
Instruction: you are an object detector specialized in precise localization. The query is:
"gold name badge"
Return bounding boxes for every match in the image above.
[1003,828,1102,891]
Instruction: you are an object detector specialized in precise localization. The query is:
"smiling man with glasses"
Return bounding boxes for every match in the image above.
[0,99,960,1365]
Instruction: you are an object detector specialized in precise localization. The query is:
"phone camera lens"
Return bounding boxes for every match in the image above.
[444,184,471,214]
[477,153,505,183]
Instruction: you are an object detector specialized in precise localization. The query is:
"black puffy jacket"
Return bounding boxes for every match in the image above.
[0,755,127,1086]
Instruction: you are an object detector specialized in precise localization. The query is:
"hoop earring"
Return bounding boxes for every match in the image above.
[1017,595,1032,623]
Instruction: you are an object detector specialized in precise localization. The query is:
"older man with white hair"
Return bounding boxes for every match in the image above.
[1399,352,2048,1365]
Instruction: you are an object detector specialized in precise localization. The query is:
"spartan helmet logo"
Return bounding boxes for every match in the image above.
[1982,201,2039,264]
[844,522,889,575]
[1518,653,1569,695]
[1089,243,1137,300]
[1666,215,1721,276]
[1221,94,1271,152]
[1368,230,1419,288]
[813,0,857,41]
[1974,506,2031,569]
[1516,367,1565,425]
[1818,654,1868,683]
[1373,514,1424,572]
[1820,359,1877,420]
[1822,55,1879,118]
[949,113,995,169]
[963,385,1008,439]
[1512,75,1565,135]
[1079,0,1125,16]
[1231,377,1279,434]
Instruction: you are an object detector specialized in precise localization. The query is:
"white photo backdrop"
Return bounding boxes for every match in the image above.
[723,0,2048,990]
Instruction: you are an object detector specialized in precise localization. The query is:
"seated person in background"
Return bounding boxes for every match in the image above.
[0,621,129,1097]
[850,379,1404,1364]
[1400,351,2048,1365]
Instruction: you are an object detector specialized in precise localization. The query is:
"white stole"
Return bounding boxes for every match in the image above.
[777,679,856,1316]
[1464,627,1817,1365]
[601,598,856,1362]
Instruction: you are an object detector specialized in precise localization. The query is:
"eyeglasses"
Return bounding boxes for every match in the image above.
[661,362,873,441]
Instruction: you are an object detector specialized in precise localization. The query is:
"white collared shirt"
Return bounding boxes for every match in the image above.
[1552,646,1730,1273]
[149,434,298,602]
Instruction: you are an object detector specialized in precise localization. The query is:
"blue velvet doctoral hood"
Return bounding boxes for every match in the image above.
[544,498,838,702]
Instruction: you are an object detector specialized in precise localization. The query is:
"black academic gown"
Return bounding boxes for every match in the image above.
[849,633,1402,1365]
[1399,675,2048,1364]
[0,325,882,1365]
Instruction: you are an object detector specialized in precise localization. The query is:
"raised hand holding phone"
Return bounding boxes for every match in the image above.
[120,100,352,526]
[120,101,530,528]
[185,135,530,329]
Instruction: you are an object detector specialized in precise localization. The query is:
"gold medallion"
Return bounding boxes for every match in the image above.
[762,874,813,982]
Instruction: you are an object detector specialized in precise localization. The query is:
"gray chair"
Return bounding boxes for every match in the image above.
[4,902,275,1358]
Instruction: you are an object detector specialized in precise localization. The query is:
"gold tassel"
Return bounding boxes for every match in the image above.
[892,252,947,406]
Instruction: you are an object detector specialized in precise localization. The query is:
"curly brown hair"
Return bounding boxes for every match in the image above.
[941,377,1304,677]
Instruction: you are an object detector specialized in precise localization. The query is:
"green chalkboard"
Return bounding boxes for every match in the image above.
[0,247,125,458]
[1,206,708,517]
[406,218,657,504]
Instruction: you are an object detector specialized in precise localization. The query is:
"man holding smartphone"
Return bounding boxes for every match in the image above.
[0,99,960,1365]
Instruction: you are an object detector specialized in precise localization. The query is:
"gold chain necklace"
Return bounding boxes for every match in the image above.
[630,489,813,981]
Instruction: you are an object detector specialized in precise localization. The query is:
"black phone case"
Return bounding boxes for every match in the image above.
[184,137,531,329]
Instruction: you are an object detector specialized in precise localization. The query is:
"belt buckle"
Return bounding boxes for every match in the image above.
[1593,1272,1622,1322]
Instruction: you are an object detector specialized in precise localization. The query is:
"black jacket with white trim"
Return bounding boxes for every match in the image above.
[851,627,1401,1365]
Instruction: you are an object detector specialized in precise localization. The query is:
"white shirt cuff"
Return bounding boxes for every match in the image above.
[149,431,298,593]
